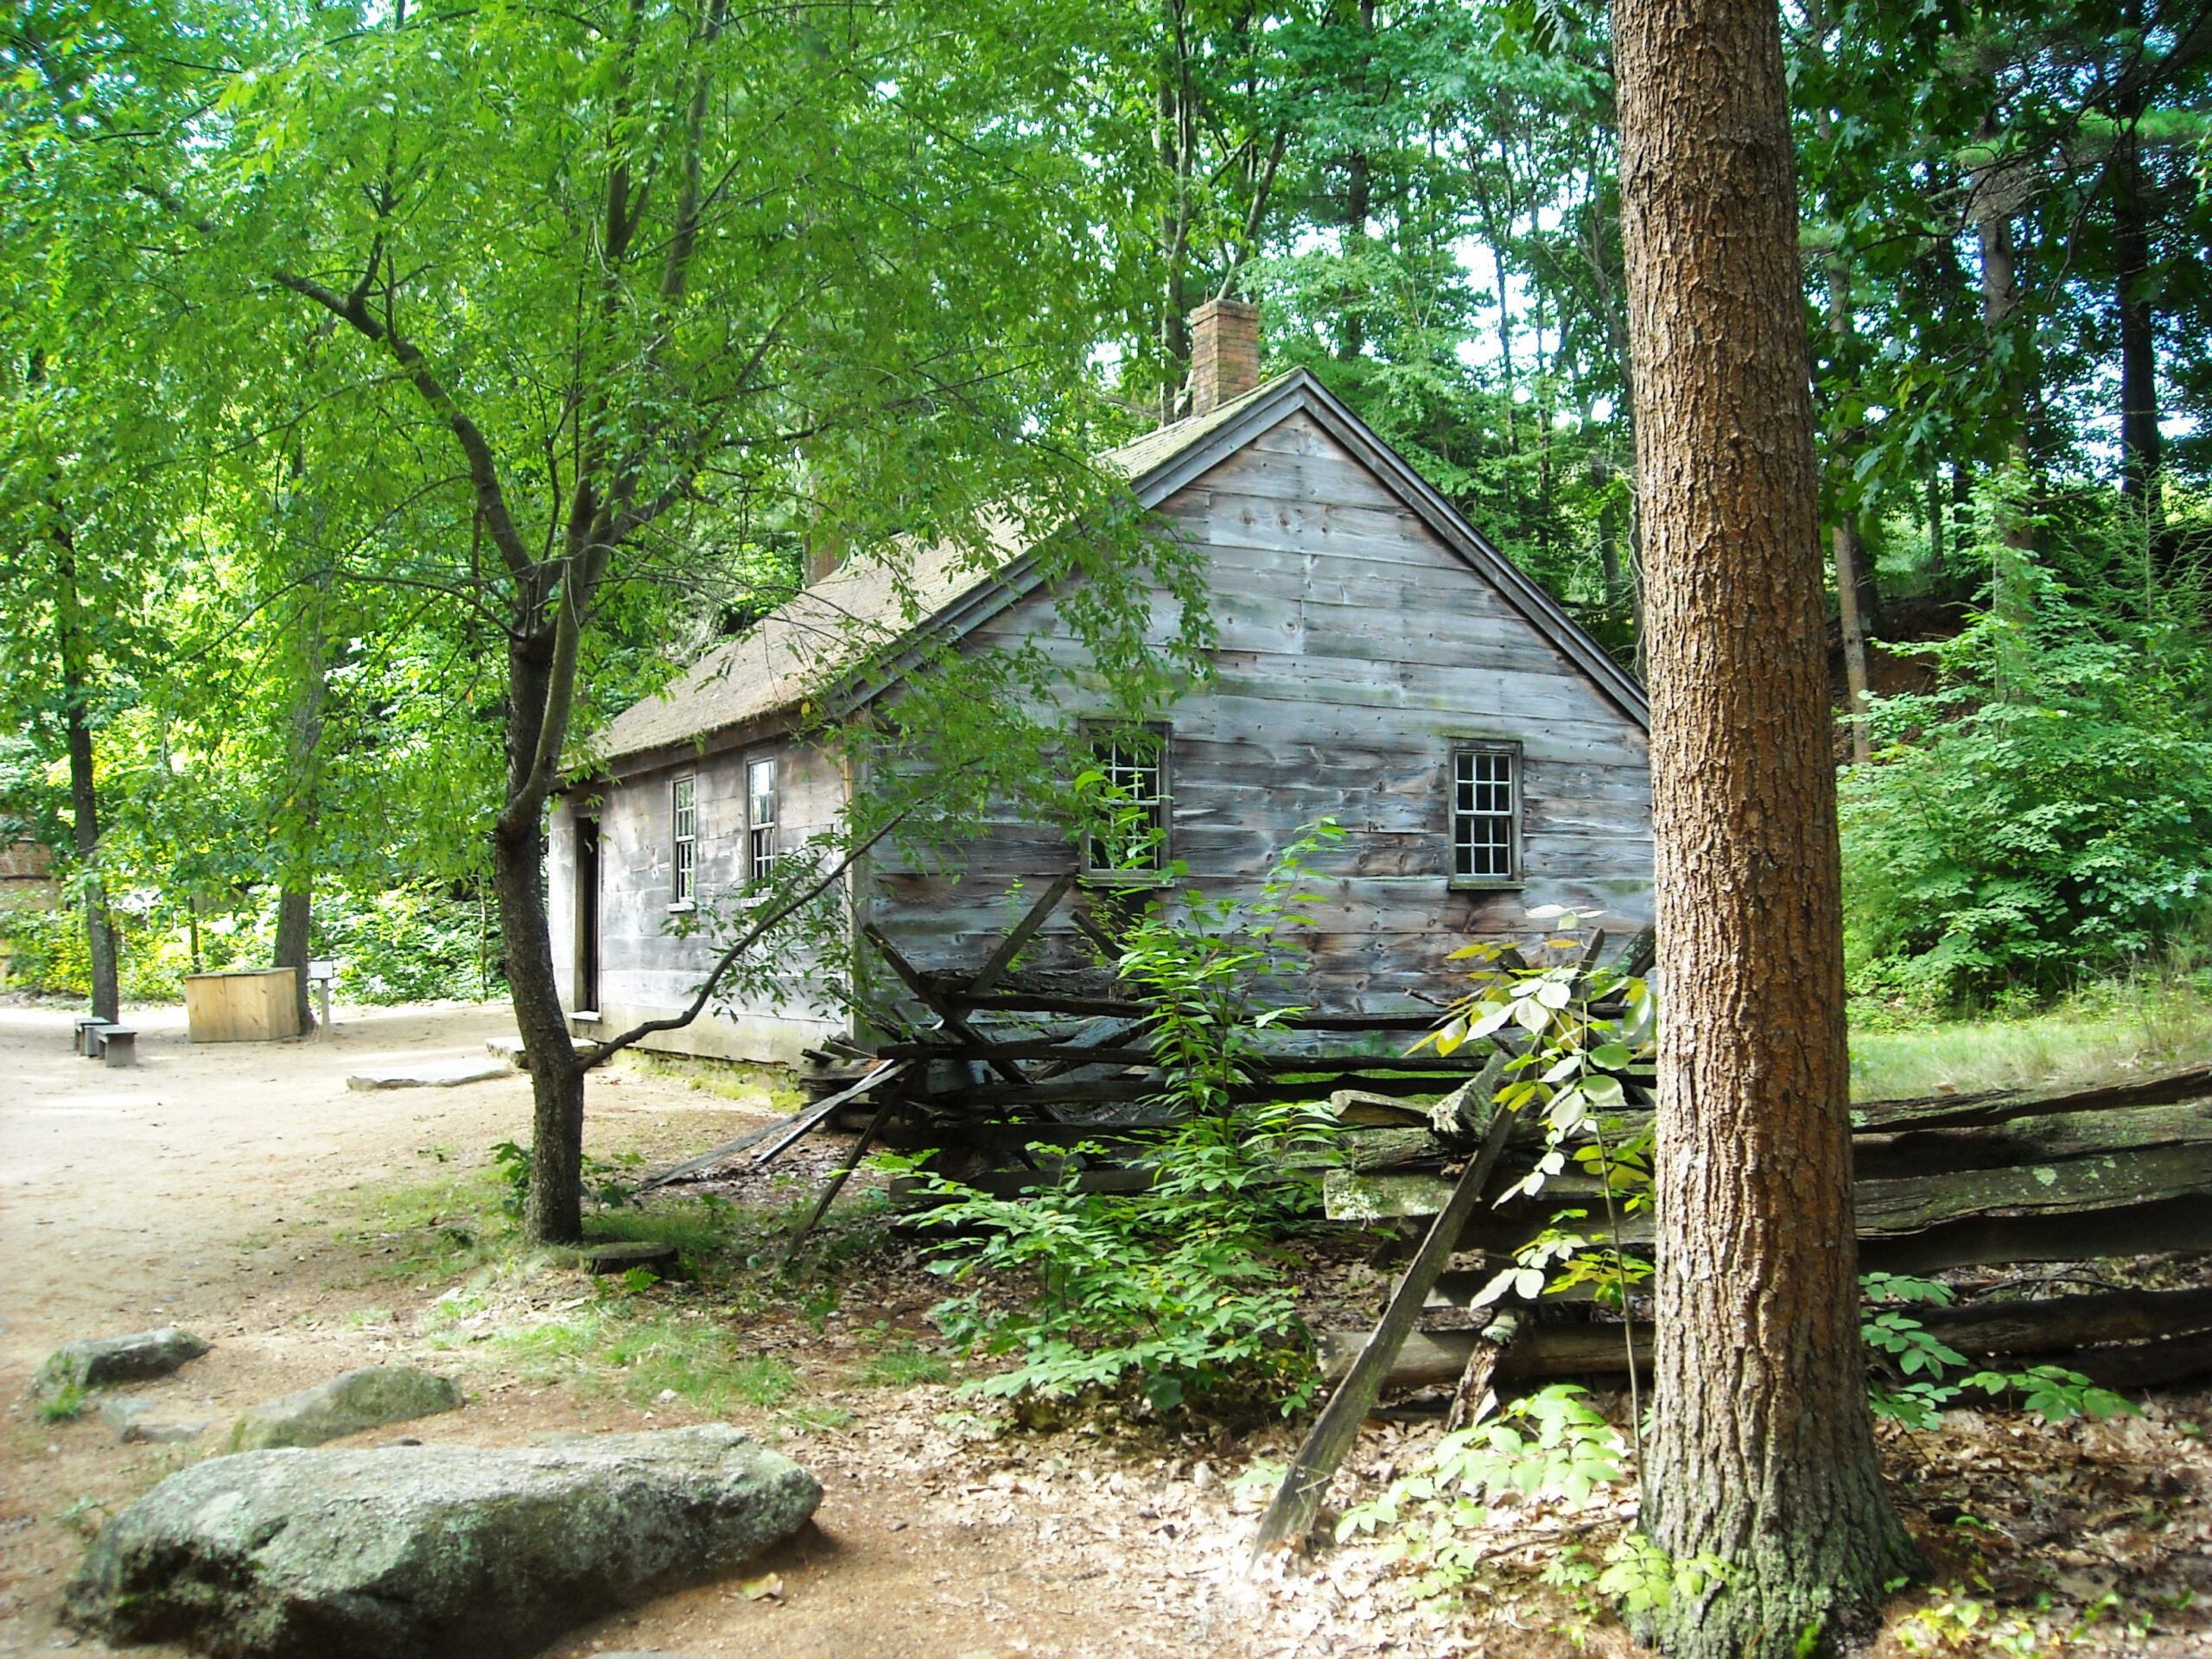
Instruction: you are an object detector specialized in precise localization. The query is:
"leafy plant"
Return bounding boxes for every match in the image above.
[1843,531,2212,1009]
[898,828,1348,1418]
[491,1141,633,1220]
[1860,1274,2135,1428]
[1338,1385,1630,1598]
[36,1382,88,1424]
[904,1107,1329,1417]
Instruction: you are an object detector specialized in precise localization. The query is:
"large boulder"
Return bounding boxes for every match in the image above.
[64,1426,822,1659]
[226,1366,462,1451]
[34,1327,209,1397]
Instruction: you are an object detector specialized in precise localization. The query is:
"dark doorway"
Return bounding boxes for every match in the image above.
[575,816,601,1014]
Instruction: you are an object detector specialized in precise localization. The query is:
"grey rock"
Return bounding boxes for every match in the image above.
[227,1366,461,1451]
[64,1425,821,1659]
[34,1327,210,1398]
[98,1396,209,1446]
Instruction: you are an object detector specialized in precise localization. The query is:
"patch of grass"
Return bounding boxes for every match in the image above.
[52,1495,111,1539]
[616,1050,806,1109]
[342,1306,397,1331]
[336,1154,518,1282]
[856,1342,951,1389]
[486,1301,800,1414]
[1851,975,2212,1101]
[586,1198,747,1265]
[37,1382,87,1423]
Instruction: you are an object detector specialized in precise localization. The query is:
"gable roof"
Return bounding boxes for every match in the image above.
[580,371,1647,777]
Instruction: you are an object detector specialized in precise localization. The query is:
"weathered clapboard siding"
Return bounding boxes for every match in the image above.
[551,382,1654,1058]
[866,409,1651,1010]
[550,737,849,1064]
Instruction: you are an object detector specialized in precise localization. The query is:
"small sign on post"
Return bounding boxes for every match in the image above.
[308,960,336,1039]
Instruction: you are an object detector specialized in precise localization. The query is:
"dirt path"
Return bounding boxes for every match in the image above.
[0,1003,1325,1659]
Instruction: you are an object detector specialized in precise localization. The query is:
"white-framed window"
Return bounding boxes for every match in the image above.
[747,756,778,882]
[671,775,697,906]
[1079,722,1170,880]
[1450,742,1522,886]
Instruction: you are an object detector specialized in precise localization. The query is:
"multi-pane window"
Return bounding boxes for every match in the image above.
[1451,744,1521,883]
[1080,725,1168,878]
[747,757,778,883]
[671,776,697,905]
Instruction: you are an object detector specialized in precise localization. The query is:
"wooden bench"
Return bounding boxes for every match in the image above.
[73,1016,108,1055]
[99,1027,138,1067]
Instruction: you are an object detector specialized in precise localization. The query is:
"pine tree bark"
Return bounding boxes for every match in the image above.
[1611,0,1913,1648]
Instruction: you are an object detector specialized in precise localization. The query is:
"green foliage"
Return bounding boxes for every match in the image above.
[1844,511,2212,1008]
[896,831,1349,1419]
[490,1141,633,1220]
[36,1382,88,1424]
[1860,1273,2135,1428]
[1337,1385,1630,1598]
[904,1106,1331,1419]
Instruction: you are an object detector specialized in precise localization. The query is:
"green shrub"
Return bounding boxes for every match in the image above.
[904,1104,1335,1417]
[0,881,502,1005]
[1843,549,2212,1009]
[902,825,1346,1419]
[317,887,502,1002]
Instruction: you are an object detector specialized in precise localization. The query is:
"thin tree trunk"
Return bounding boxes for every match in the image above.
[1338,1,1375,362]
[504,634,586,1244]
[2114,149,2160,504]
[1593,449,1625,607]
[1492,237,1517,455]
[1820,247,1874,764]
[1927,466,1944,582]
[1612,0,1912,1648]
[54,521,118,1024]
[1339,149,1370,361]
[1974,200,2037,698]
[2113,118,2166,584]
[270,583,330,1033]
[1833,516,1873,766]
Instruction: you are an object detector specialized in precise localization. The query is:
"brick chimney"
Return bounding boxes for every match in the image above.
[1189,297,1260,417]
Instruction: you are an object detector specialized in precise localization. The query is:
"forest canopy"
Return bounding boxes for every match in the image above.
[3,0,2209,1017]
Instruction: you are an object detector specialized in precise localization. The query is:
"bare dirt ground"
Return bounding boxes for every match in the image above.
[0,1002,1346,1659]
[5,1001,2212,1659]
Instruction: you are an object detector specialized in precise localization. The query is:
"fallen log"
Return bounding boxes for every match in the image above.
[1855,1061,2212,1134]
[1321,1282,2212,1390]
[1326,1135,2212,1271]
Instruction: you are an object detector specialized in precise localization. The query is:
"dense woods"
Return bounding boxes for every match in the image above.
[4,0,2207,1025]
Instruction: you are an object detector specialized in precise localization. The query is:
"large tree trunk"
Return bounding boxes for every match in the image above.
[1611,0,1912,1649]
[54,524,118,1024]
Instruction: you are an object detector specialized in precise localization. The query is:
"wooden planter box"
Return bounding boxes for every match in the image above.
[184,968,301,1043]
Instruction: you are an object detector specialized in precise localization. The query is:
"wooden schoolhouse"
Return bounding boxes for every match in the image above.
[550,301,1654,1064]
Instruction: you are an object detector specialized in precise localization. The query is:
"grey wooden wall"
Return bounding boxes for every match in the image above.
[865,409,1653,1011]
[550,737,849,1063]
[552,404,1655,1059]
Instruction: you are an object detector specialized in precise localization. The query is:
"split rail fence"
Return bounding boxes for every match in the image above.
[633,877,2212,1548]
